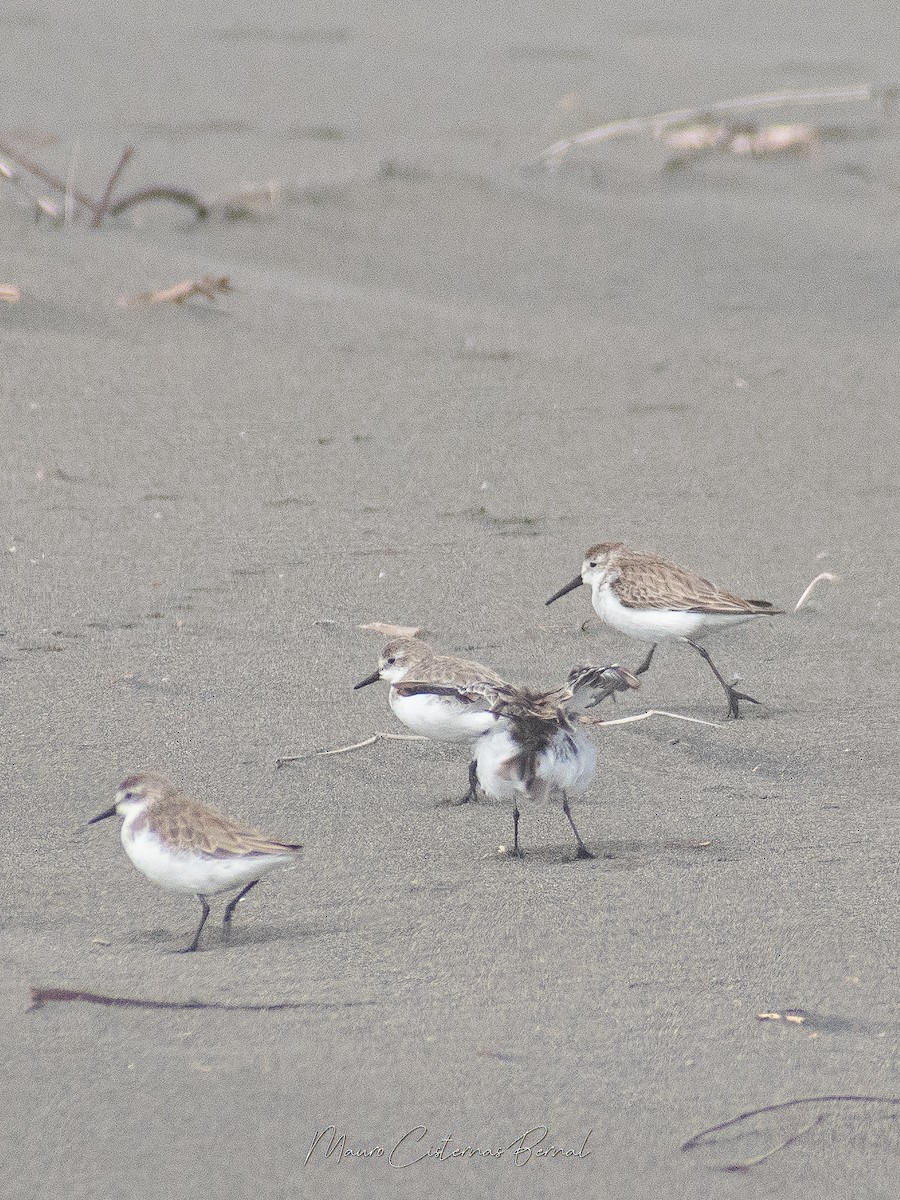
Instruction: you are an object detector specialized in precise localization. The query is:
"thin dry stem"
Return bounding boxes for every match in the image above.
[0,137,102,217]
[581,709,724,729]
[0,159,61,219]
[538,85,887,162]
[276,731,428,767]
[794,571,839,612]
[118,275,232,308]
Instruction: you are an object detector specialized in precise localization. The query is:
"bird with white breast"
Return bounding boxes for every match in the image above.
[546,541,783,718]
[354,637,507,803]
[425,662,641,859]
[89,772,304,953]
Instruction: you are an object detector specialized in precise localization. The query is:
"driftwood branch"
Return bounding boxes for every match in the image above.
[0,139,208,225]
[29,985,375,1012]
[682,1094,900,1171]
[537,84,892,164]
[91,145,136,228]
[0,137,103,218]
[108,186,209,221]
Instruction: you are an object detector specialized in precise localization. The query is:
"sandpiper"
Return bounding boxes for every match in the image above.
[426,663,640,858]
[89,772,303,952]
[354,637,507,803]
[546,541,783,717]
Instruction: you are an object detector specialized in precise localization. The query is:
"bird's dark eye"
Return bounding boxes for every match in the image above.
[386,656,396,665]
[588,561,597,568]
[124,790,134,800]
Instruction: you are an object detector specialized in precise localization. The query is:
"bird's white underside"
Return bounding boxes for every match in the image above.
[120,809,297,896]
[475,725,597,804]
[388,688,498,742]
[593,581,757,642]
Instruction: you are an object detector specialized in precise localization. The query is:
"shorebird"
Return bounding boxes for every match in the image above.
[89,773,304,952]
[354,637,507,803]
[423,663,640,858]
[546,541,783,717]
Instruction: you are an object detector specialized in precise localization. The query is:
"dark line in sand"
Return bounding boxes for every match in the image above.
[29,986,376,1013]
[683,1094,900,1171]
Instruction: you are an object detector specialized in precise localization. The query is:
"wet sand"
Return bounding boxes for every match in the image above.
[3,2,900,1197]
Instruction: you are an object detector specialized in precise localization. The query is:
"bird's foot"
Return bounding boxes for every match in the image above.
[726,687,760,719]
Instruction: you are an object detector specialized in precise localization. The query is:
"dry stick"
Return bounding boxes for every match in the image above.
[538,84,887,162]
[0,137,103,218]
[682,1094,900,1171]
[276,731,428,767]
[584,710,724,729]
[108,186,210,221]
[90,144,135,228]
[0,159,61,219]
[29,986,375,1013]
[794,571,839,612]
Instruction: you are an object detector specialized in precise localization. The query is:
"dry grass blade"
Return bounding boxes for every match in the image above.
[0,136,102,218]
[358,621,423,638]
[580,709,723,729]
[794,571,839,612]
[537,84,886,162]
[276,731,428,767]
[0,285,20,303]
[0,159,61,219]
[118,275,232,309]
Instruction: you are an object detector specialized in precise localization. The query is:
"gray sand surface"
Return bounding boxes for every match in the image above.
[2,2,900,1197]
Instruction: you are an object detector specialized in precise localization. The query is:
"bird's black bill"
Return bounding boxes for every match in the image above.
[88,804,118,825]
[545,575,584,605]
[353,670,381,690]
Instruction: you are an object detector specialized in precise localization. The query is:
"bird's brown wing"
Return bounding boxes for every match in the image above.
[615,551,782,614]
[151,797,303,857]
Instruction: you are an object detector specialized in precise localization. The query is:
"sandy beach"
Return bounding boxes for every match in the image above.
[3,2,900,1197]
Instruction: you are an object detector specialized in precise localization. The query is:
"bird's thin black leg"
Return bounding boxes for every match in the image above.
[453,759,479,805]
[633,643,657,676]
[177,895,211,953]
[686,639,759,719]
[509,804,524,858]
[223,880,259,941]
[562,794,594,860]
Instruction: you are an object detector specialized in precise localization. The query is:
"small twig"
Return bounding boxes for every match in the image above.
[0,159,61,219]
[793,571,839,612]
[0,137,103,218]
[276,731,428,767]
[581,709,724,729]
[537,85,888,163]
[118,275,232,308]
[29,985,375,1012]
[91,145,136,228]
[108,186,209,221]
